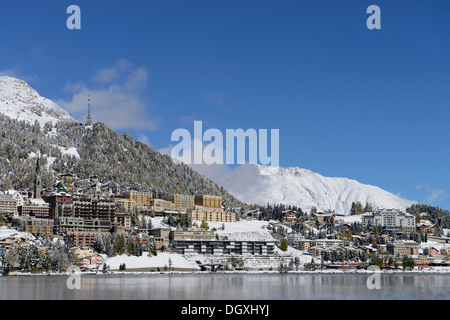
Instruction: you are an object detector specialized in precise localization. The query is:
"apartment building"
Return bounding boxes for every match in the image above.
[194,195,222,208]
[170,228,216,242]
[18,204,50,219]
[362,208,415,233]
[188,206,236,223]
[167,194,195,213]
[12,216,54,235]
[70,197,116,223]
[120,191,153,209]
[174,239,276,255]
[386,240,419,258]
[0,194,18,216]
[150,198,176,215]
[289,239,344,251]
[58,217,111,247]
[148,227,171,248]
[45,191,73,219]
[114,197,137,213]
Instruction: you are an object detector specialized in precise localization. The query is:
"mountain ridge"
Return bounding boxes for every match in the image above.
[195,163,417,215]
[0,76,75,126]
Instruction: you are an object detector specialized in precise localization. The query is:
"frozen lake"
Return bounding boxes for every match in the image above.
[0,273,449,300]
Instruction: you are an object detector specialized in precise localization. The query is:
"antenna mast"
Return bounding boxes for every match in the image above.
[86,90,92,125]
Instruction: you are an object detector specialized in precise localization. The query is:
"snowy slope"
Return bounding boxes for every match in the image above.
[201,219,275,241]
[105,252,201,271]
[0,76,75,126]
[210,164,416,215]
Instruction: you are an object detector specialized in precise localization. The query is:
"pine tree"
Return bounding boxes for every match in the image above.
[280,238,288,252]
[200,220,209,230]
[113,235,120,256]
[356,202,364,215]
[118,234,125,255]
[364,202,373,213]
[350,202,357,215]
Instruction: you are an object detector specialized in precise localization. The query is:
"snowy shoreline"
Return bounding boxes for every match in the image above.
[4,267,450,277]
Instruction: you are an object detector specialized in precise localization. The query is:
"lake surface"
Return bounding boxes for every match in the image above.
[0,273,449,300]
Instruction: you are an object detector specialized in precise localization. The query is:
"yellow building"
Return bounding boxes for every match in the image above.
[150,198,176,214]
[71,246,94,259]
[440,247,450,257]
[194,195,222,208]
[12,216,54,235]
[120,191,153,209]
[188,206,236,223]
[167,194,195,213]
[114,198,137,213]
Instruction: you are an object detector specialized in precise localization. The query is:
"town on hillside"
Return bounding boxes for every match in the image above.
[1,158,450,274]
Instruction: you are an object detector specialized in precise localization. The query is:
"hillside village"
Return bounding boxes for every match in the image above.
[1,157,450,275]
[0,75,450,275]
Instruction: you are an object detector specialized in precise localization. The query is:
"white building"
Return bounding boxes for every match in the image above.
[0,194,19,216]
[362,208,415,233]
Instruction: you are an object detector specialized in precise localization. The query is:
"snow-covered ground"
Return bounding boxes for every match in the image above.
[337,214,363,224]
[204,219,275,241]
[56,146,80,159]
[105,252,200,271]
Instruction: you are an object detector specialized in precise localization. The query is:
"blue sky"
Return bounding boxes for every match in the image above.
[0,0,449,209]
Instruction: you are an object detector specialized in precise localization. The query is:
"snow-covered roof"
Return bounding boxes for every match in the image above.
[0,227,35,241]
[28,198,48,206]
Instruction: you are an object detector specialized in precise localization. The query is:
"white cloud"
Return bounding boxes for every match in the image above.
[57,59,157,130]
[92,68,119,84]
[157,139,259,203]
[92,59,130,84]
[415,185,448,204]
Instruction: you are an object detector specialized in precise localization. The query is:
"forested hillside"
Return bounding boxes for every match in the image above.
[0,113,246,208]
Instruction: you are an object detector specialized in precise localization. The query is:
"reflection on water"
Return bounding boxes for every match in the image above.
[0,273,448,300]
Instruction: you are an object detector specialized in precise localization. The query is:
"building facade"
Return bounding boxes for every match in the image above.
[170,228,216,242]
[148,227,171,248]
[57,217,111,247]
[0,194,18,216]
[150,198,176,215]
[362,208,415,233]
[188,206,236,223]
[114,198,137,213]
[174,239,276,255]
[194,195,222,208]
[167,194,195,213]
[120,191,153,209]
[386,240,419,258]
[12,216,54,235]
[71,197,116,223]
[18,205,50,219]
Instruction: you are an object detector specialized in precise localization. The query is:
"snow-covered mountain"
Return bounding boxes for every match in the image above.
[0,76,75,126]
[198,164,417,215]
